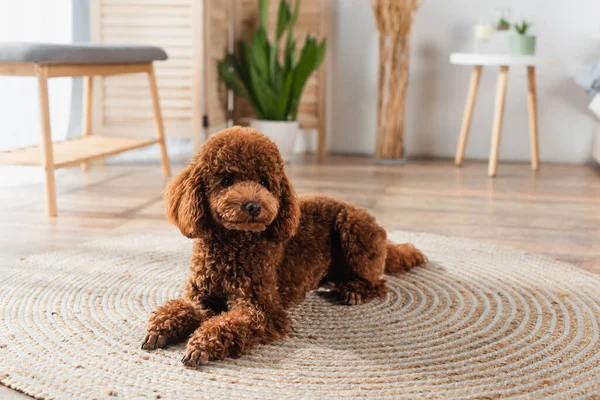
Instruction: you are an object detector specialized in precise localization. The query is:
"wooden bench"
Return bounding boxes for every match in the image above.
[0,43,172,216]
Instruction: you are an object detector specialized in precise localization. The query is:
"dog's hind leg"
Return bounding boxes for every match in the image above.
[385,242,427,273]
[331,206,389,305]
[141,298,213,350]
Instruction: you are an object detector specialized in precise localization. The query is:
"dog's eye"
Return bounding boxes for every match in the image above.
[259,178,269,189]
[221,176,235,187]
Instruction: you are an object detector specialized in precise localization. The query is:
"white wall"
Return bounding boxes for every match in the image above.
[0,0,72,151]
[328,0,600,163]
[0,0,72,185]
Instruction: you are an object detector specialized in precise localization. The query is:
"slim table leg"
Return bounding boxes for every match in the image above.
[455,65,482,166]
[527,66,540,170]
[488,66,509,178]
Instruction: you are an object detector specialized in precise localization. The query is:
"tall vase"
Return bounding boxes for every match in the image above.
[376,34,409,162]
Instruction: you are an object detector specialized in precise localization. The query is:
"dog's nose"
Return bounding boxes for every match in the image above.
[243,201,262,217]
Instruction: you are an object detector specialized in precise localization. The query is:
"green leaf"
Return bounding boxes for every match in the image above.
[290,37,319,118]
[256,27,270,53]
[236,42,253,87]
[258,0,269,29]
[249,62,279,119]
[272,54,283,92]
[514,20,531,35]
[314,39,327,69]
[276,0,291,41]
[250,29,270,79]
[284,35,296,73]
[283,0,299,74]
[236,42,262,111]
[269,40,281,91]
[272,71,294,120]
[288,0,300,36]
[293,38,318,93]
[217,59,248,99]
[271,1,293,90]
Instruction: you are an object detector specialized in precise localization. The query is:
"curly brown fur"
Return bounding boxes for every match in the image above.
[142,126,427,367]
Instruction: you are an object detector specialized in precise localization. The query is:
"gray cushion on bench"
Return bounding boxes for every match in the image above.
[0,42,168,64]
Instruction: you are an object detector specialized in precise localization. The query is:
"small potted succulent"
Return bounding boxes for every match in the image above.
[509,21,536,55]
[218,0,326,161]
[496,17,510,31]
[494,7,511,31]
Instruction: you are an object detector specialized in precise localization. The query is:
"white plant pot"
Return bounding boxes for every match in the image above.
[250,119,299,162]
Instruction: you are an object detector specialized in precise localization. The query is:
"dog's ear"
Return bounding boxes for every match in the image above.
[164,163,208,238]
[269,173,300,242]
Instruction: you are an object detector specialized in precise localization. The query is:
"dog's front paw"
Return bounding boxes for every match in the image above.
[338,279,388,306]
[181,348,211,368]
[182,339,220,368]
[339,289,363,305]
[181,332,226,368]
[141,331,169,350]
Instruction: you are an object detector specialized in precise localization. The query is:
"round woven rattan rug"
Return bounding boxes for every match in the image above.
[1,231,599,399]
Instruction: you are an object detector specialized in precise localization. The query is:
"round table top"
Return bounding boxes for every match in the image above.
[450,52,557,67]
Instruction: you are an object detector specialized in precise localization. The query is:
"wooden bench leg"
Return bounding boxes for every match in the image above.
[488,66,509,178]
[147,64,171,177]
[527,66,540,171]
[36,65,58,217]
[455,65,482,166]
[81,75,93,171]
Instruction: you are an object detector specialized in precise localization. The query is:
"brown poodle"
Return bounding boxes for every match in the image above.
[141,126,426,367]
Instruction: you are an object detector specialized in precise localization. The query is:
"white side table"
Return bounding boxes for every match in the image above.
[450,53,554,177]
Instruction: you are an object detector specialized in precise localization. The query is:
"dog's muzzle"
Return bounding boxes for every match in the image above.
[243,201,262,217]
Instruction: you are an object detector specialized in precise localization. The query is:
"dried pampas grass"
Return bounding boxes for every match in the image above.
[371,0,420,160]
[370,0,420,37]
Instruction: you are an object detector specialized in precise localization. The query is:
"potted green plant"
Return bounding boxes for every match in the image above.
[496,17,510,31]
[509,21,536,55]
[218,0,326,161]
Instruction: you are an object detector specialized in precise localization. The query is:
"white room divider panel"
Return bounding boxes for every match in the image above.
[90,0,207,147]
